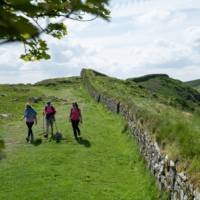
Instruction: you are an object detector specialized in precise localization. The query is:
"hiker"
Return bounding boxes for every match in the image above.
[69,102,82,140]
[23,103,37,143]
[43,102,56,138]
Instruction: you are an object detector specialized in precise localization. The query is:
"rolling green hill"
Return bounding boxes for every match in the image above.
[185,79,200,92]
[128,74,200,112]
[83,69,200,186]
[0,77,166,199]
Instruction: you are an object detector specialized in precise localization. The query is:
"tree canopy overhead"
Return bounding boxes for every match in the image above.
[0,0,111,61]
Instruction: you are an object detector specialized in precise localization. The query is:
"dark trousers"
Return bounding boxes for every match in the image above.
[71,120,80,139]
[26,122,34,142]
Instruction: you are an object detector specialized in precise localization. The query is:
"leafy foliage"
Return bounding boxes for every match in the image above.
[46,23,67,39]
[0,0,111,61]
[21,39,50,61]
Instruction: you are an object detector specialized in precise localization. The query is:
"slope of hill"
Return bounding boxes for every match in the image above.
[83,69,200,187]
[0,78,166,199]
[186,79,200,92]
[128,74,200,112]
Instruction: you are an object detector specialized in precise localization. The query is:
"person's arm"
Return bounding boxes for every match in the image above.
[79,109,83,123]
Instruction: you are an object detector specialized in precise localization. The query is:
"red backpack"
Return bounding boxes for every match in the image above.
[70,108,80,120]
[45,106,56,118]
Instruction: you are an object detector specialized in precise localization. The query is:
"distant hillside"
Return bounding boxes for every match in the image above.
[131,74,169,83]
[35,77,80,86]
[128,74,200,111]
[185,79,200,92]
[186,79,200,87]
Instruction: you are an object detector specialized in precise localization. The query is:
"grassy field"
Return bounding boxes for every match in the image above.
[0,78,166,200]
[83,69,200,186]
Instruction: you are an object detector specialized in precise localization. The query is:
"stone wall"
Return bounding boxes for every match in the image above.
[81,70,200,200]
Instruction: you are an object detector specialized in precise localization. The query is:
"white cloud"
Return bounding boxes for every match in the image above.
[1,0,200,83]
[136,9,171,24]
[134,9,186,29]
[184,26,200,42]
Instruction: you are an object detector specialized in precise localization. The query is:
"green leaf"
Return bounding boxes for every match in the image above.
[46,23,67,39]
[21,39,50,61]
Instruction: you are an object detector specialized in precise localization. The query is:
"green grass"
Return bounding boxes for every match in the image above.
[185,79,200,92]
[128,74,200,112]
[185,79,200,88]
[83,69,200,186]
[0,79,166,200]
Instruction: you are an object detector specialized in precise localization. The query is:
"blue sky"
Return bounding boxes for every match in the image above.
[0,0,200,83]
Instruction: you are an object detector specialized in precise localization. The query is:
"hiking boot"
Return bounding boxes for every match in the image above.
[26,137,29,143]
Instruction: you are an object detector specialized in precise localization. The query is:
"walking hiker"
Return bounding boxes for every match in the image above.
[69,102,82,140]
[23,103,37,143]
[43,102,56,138]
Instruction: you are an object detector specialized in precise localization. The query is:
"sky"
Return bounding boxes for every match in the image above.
[0,0,200,83]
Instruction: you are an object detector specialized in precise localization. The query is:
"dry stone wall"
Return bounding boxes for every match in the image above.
[81,70,200,200]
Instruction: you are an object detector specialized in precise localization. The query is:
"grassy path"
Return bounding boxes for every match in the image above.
[0,80,167,200]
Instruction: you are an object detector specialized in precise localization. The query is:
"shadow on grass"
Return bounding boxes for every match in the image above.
[77,137,91,148]
[32,138,42,146]
[121,123,129,134]
[0,139,6,160]
[48,136,68,143]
